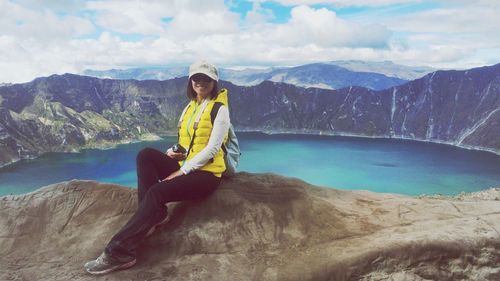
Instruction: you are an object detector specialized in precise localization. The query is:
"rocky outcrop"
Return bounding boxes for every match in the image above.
[1,173,499,281]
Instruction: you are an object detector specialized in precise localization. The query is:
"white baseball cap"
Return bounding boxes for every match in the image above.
[188,60,219,82]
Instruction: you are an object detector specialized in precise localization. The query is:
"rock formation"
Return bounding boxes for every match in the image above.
[1,173,498,280]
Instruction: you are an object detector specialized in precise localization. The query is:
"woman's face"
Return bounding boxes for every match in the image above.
[191,74,214,100]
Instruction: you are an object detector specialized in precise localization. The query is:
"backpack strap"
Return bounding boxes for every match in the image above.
[177,102,192,128]
[193,99,210,129]
[210,101,227,154]
[211,102,223,124]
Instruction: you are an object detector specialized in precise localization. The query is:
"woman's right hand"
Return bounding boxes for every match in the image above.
[167,149,187,161]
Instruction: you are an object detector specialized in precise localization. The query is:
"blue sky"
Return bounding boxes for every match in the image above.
[1,0,499,83]
[226,0,441,22]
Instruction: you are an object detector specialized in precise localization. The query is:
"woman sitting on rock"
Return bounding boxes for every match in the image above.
[84,60,230,275]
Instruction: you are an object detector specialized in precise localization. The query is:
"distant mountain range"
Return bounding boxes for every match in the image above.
[83,60,434,91]
[328,60,434,80]
[1,63,498,167]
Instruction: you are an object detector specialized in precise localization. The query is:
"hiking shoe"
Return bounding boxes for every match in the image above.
[84,252,136,275]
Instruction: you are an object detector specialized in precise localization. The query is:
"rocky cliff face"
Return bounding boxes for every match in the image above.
[228,64,500,153]
[0,173,498,280]
[0,75,188,166]
[0,63,499,167]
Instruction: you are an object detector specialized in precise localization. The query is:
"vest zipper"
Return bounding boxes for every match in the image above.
[186,103,199,140]
[182,102,199,165]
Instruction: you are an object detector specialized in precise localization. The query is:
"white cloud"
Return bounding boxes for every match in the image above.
[244,1,276,25]
[267,0,420,7]
[0,0,499,83]
[86,0,239,35]
[11,0,86,12]
[86,0,173,34]
[166,10,240,37]
[264,5,391,48]
[0,0,94,41]
[0,0,96,83]
[373,1,500,68]
[384,5,500,34]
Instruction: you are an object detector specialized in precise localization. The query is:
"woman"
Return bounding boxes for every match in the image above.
[84,60,230,275]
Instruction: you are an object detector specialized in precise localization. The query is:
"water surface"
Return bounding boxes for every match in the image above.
[1,132,499,196]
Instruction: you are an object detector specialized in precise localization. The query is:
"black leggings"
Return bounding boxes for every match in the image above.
[104,147,221,261]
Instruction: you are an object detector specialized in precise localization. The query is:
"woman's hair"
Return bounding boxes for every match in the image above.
[186,78,219,100]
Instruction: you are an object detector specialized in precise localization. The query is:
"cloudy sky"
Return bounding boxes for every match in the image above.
[1,0,499,83]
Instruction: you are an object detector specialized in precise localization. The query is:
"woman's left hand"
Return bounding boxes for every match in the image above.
[161,169,184,181]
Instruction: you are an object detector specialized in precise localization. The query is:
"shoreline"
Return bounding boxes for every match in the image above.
[1,175,498,201]
[235,128,500,157]
[0,133,172,169]
[1,129,499,170]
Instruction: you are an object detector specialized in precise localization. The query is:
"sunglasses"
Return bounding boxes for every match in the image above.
[191,74,213,83]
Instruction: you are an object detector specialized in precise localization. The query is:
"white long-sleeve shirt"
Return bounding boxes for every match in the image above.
[168,103,230,175]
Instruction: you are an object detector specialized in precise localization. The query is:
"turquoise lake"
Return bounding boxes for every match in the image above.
[1,132,499,196]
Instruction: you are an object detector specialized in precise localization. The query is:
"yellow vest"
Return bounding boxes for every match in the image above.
[178,89,229,177]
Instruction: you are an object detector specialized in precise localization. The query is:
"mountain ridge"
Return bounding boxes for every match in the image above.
[83,61,426,90]
[0,63,499,167]
[328,60,435,80]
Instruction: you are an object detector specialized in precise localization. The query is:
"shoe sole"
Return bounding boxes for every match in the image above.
[85,259,137,275]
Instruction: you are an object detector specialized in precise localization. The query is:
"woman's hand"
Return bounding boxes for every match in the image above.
[166,149,187,161]
[161,169,184,181]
